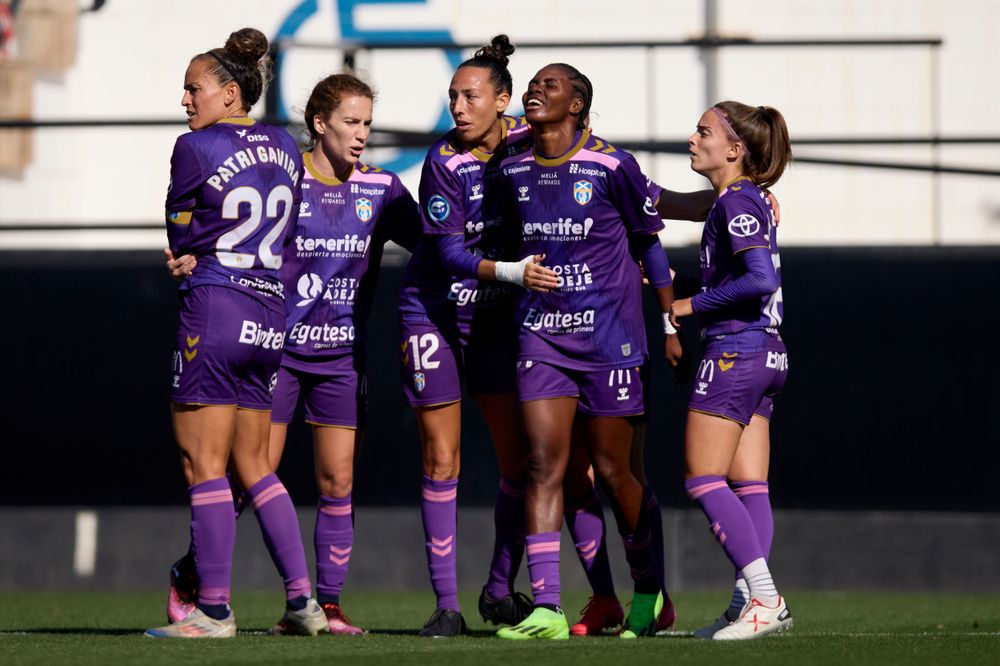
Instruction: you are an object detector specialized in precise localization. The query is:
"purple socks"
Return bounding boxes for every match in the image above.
[685,475,765,569]
[564,489,616,598]
[526,532,561,608]
[421,476,459,611]
[189,477,236,609]
[732,480,773,557]
[315,494,354,605]
[246,473,312,602]
[485,477,526,600]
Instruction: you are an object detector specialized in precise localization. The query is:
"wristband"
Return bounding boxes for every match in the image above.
[494,257,530,287]
[662,312,678,335]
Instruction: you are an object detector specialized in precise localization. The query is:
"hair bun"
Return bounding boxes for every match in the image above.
[224,27,269,64]
[475,34,515,65]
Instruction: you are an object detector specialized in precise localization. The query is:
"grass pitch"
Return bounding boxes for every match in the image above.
[1,590,998,665]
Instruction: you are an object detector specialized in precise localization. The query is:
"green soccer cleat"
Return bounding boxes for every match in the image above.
[619,591,663,639]
[496,607,570,640]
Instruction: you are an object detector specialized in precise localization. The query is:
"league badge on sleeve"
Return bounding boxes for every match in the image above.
[427,195,450,222]
[573,180,593,205]
[355,197,373,222]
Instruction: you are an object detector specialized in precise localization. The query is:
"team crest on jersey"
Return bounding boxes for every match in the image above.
[621,343,631,357]
[355,198,373,222]
[573,180,593,205]
[413,372,426,392]
[428,195,450,222]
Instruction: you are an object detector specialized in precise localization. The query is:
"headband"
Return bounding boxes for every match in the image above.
[207,51,241,88]
[710,107,751,159]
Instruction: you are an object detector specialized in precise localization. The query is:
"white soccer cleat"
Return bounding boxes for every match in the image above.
[269,598,329,636]
[145,607,236,638]
[712,596,792,640]
[692,612,733,639]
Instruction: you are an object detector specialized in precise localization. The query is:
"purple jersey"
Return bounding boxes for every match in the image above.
[500,130,664,370]
[166,118,303,304]
[697,177,783,337]
[282,154,419,369]
[399,116,532,338]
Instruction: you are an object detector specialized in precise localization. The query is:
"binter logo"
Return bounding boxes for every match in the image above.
[238,320,285,350]
[765,351,789,371]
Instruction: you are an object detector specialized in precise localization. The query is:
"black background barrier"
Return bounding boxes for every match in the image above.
[2,246,998,510]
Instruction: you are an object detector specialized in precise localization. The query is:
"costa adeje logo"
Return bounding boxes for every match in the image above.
[728,214,761,237]
[296,272,324,306]
[573,180,593,205]
[428,194,450,222]
[355,197,373,221]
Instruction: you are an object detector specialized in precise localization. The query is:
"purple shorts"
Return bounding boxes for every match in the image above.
[517,360,645,417]
[399,319,517,407]
[271,355,366,428]
[170,286,285,410]
[688,330,788,426]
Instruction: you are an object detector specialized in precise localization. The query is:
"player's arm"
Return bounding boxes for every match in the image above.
[163,137,203,280]
[654,188,716,221]
[671,246,777,321]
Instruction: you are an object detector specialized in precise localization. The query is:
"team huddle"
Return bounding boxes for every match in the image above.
[145,27,793,642]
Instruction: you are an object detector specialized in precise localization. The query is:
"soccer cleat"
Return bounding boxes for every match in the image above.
[167,555,198,624]
[570,594,624,636]
[322,602,365,635]
[268,598,329,636]
[654,594,678,635]
[619,591,663,639]
[712,596,793,640]
[418,609,467,637]
[145,607,235,638]
[496,606,570,640]
[478,586,533,626]
[692,613,732,639]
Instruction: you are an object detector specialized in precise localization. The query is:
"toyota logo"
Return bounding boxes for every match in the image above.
[728,214,761,237]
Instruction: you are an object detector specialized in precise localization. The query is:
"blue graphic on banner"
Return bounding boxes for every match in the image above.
[274,0,464,175]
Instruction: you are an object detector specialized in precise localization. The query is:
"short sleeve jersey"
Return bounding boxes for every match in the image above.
[499,130,664,370]
[165,118,303,307]
[281,154,420,370]
[698,177,783,337]
[399,116,533,338]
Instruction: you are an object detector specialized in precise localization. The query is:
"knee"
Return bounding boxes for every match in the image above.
[424,453,459,480]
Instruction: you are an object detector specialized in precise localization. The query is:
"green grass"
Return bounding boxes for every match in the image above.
[1,590,998,665]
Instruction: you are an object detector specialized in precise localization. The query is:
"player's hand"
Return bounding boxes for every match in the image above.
[164,248,197,280]
[665,333,690,385]
[669,297,693,328]
[521,254,560,292]
[765,190,781,226]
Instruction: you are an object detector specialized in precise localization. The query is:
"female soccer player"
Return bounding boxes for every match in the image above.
[267,72,421,635]
[669,101,793,640]
[495,63,683,640]
[397,34,560,637]
[146,28,326,639]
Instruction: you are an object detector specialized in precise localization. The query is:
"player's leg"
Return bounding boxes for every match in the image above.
[585,414,661,638]
[563,424,622,636]
[497,390,575,641]
[306,360,367,635]
[474,391,533,626]
[230,406,326,636]
[401,321,467,637]
[146,404,239,638]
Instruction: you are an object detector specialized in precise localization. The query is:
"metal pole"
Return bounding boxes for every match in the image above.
[703,0,719,108]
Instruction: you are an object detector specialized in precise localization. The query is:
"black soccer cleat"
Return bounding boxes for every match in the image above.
[418,608,468,637]
[478,586,533,626]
